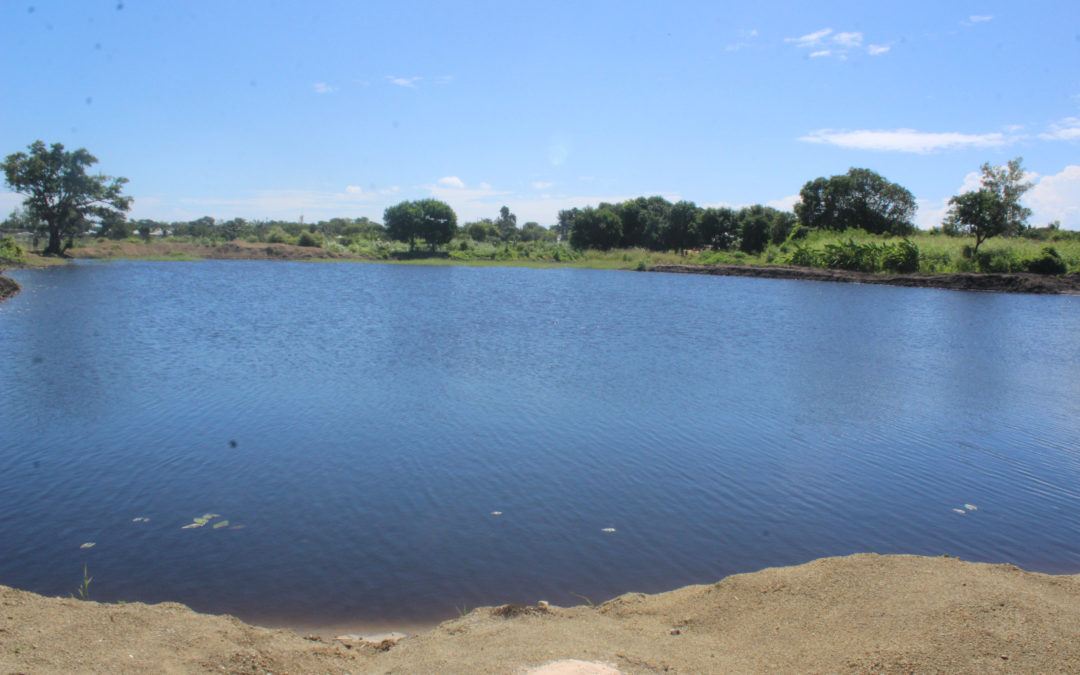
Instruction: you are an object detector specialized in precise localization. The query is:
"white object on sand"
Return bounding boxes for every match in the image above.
[525,660,624,674]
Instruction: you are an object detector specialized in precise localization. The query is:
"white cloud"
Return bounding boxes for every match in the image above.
[1027,165,1080,229]
[438,176,466,189]
[532,181,554,190]
[785,28,833,48]
[766,194,801,212]
[800,128,1014,153]
[312,82,337,94]
[833,32,863,47]
[1039,117,1080,141]
[387,76,421,88]
[968,15,994,23]
[810,50,832,58]
[868,44,891,55]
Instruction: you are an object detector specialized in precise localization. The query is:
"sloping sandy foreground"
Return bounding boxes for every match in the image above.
[2,554,1079,674]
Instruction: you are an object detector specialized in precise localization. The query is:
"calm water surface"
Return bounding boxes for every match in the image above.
[1,261,1079,628]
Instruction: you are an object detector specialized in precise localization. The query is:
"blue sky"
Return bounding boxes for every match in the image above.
[3,1,1079,229]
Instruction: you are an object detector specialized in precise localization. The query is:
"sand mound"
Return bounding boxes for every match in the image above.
[2,554,1078,674]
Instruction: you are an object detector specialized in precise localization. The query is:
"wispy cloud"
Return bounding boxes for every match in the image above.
[725,28,759,52]
[788,28,878,59]
[387,75,421,88]
[1039,117,1080,141]
[967,14,994,24]
[531,181,554,190]
[424,177,509,205]
[799,128,1015,153]
[833,32,863,47]
[177,185,400,220]
[312,82,337,94]
[785,28,833,48]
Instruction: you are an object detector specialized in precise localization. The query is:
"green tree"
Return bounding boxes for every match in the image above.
[383,201,424,250]
[795,168,916,235]
[465,219,498,242]
[944,157,1032,256]
[555,208,578,241]
[496,205,518,241]
[737,205,780,253]
[665,200,701,253]
[384,199,457,251]
[698,207,738,250]
[570,207,622,250]
[2,141,132,255]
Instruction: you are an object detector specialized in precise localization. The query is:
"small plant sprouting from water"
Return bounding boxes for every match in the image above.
[74,565,92,601]
[455,604,470,618]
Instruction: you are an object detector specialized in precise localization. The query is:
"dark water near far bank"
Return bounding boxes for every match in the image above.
[1,261,1079,629]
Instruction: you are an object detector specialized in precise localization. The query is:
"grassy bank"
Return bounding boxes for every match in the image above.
[11,228,1080,277]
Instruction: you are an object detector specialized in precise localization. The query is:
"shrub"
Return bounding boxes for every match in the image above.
[880,239,920,273]
[975,248,1024,273]
[297,231,322,247]
[1026,247,1067,275]
[0,235,26,262]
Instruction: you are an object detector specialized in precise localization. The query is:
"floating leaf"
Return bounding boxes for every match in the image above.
[132,517,150,523]
[193,517,208,525]
[601,528,616,533]
[213,520,229,529]
[79,542,96,549]
[181,522,203,529]
[952,508,966,514]
[490,511,503,516]
[202,513,221,520]
[964,504,978,511]
[229,525,245,530]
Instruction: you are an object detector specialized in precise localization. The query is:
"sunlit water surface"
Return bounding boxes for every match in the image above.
[1,261,1078,628]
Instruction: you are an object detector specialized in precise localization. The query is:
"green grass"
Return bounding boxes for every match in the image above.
[722,230,1080,275]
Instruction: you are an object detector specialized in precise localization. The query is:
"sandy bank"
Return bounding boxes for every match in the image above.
[2,553,1078,674]
[651,263,1080,295]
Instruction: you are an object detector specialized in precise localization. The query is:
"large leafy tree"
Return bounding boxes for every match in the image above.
[2,141,131,256]
[569,206,622,250]
[698,206,738,250]
[943,157,1032,255]
[383,199,457,251]
[795,168,916,235]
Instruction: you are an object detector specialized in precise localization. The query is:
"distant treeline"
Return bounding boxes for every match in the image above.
[3,164,1075,260]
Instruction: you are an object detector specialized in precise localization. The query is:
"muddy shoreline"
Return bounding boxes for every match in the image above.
[0,271,20,303]
[651,263,1080,295]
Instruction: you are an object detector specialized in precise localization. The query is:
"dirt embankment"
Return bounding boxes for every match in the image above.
[68,239,361,261]
[2,554,1079,674]
[0,272,20,303]
[651,263,1080,295]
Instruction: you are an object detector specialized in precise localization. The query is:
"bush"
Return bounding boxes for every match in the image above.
[880,239,920,273]
[0,235,26,263]
[265,227,290,244]
[297,231,322,247]
[1026,247,1067,275]
[975,248,1024,273]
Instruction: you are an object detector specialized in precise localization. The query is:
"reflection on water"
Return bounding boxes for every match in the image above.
[1,261,1079,628]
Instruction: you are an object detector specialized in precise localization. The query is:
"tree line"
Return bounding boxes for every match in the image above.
[0,139,1056,262]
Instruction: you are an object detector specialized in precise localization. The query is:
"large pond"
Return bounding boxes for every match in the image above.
[1,261,1079,629]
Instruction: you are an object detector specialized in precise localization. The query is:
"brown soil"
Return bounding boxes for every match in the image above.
[2,554,1078,674]
[68,239,361,262]
[0,272,19,303]
[652,263,1080,295]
